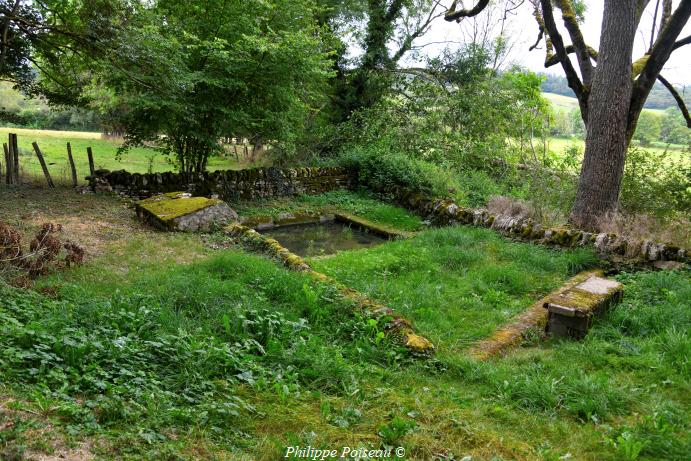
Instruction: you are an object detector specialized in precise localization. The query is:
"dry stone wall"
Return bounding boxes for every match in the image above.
[89,166,688,264]
[88,167,350,201]
[400,191,689,264]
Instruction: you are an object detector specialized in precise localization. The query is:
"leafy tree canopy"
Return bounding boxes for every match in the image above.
[93,0,335,172]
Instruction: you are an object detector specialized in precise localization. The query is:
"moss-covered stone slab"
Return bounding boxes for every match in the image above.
[136,192,238,232]
[470,270,603,360]
[544,275,623,339]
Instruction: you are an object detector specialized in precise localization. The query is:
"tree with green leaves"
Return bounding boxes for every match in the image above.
[445,0,691,229]
[94,0,334,173]
[661,106,691,145]
[331,0,444,121]
[633,111,662,146]
[0,0,133,103]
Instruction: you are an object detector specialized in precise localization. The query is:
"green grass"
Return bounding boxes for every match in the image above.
[543,92,668,117]
[0,127,256,185]
[1,191,689,460]
[234,189,425,232]
[310,226,599,351]
[2,251,689,460]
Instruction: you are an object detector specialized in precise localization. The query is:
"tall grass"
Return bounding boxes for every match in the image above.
[311,226,599,350]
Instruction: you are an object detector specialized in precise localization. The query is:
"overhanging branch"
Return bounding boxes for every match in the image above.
[444,0,490,21]
[657,74,691,128]
[545,44,598,67]
[673,34,691,50]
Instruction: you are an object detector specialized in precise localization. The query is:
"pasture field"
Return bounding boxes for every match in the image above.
[546,136,689,166]
[0,188,688,460]
[0,127,260,185]
[543,92,668,116]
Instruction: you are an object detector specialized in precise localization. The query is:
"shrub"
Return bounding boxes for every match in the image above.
[621,146,691,217]
[338,146,452,199]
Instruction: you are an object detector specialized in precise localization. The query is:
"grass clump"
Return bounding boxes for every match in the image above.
[310,226,599,350]
[234,189,424,232]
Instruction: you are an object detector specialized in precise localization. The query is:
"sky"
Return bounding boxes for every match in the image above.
[412,0,691,87]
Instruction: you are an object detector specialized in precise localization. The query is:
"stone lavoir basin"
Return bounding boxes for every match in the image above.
[259,220,387,257]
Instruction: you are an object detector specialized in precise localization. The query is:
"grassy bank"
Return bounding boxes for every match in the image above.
[234,189,425,232]
[1,190,689,460]
[310,226,599,352]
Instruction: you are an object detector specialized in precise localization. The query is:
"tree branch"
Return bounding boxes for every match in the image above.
[392,2,444,63]
[545,44,598,67]
[649,0,661,53]
[554,0,594,86]
[657,74,691,128]
[629,0,691,138]
[673,34,691,50]
[528,26,544,51]
[538,0,587,121]
[444,0,490,21]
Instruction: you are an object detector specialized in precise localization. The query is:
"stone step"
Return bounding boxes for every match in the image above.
[469,270,623,360]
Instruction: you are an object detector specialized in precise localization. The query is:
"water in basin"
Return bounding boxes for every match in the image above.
[260,221,387,257]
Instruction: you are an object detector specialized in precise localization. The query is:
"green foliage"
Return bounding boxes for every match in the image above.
[378,416,416,445]
[323,43,550,176]
[660,107,691,146]
[0,251,397,439]
[621,147,691,216]
[338,146,452,199]
[633,112,663,147]
[0,84,101,131]
[92,0,333,173]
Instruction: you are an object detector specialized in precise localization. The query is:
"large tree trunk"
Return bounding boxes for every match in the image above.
[569,1,638,230]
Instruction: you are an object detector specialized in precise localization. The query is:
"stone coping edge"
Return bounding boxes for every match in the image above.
[469,270,605,360]
[224,223,434,355]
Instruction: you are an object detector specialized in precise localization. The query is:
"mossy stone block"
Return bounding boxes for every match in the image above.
[136,192,238,232]
[544,276,623,339]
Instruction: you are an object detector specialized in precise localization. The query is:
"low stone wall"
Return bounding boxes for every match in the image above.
[400,191,689,264]
[89,167,351,201]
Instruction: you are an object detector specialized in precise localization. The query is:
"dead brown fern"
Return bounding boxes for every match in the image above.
[0,221,86,282]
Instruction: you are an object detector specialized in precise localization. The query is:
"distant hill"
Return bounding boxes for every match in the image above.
[539,73,689,110]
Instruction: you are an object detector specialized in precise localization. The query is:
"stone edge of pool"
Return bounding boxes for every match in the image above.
[224,222,435,355]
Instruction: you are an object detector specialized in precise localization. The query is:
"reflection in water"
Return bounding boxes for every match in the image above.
[260,222,387,257]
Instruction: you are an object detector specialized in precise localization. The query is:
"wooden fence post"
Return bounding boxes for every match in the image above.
[66,142,78,187]
[11,133,19,184]
[32,142,55,188]
[87,146,95,177]
[6,135,14,185]
[3,143,9,185]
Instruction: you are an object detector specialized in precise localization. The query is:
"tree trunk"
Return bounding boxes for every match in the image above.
[570,1,638,230]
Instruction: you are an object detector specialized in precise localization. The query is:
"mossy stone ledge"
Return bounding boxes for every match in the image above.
[223,223,435,355]
[396,189,689,265]
[136,192,238,232]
